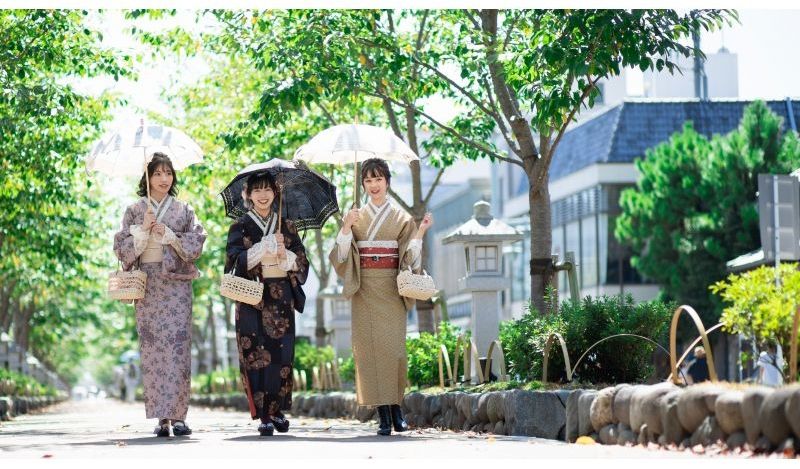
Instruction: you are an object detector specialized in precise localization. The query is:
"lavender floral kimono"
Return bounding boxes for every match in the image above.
[113,196,206,421]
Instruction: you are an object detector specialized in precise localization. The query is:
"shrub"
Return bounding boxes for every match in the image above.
[711,263,800,371]
[191,367,240,395]
[0,368,58,397]
[406,321,465,388]
[338,355,355,384]
[500,294,674,384]
[293,339,335,390]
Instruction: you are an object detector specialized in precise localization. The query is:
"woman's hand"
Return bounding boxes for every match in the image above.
[152,223,166,237]
[277,243,287,260]
[274,233,285,246]
[143,208,156,231]
[342,208,361,234]
[416,213,433,239]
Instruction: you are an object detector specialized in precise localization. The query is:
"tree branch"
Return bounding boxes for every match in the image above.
[536,74,601,189]
[423,167,446,207]
[480,74,519,154]
[479,10,537,161]
[464,9,481,29]
[388,186,413,213]
[409,54,498,120]
[358,87,524,168]
[502,10,521,51]
[315,101,338,126]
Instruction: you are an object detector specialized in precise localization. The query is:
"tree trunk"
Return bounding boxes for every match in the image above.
[208,302,219,371]
[192,321,209,375]
[415,228,436,333]
[222,298,235,370]
[313,228,329,347]
[527,168,555,315]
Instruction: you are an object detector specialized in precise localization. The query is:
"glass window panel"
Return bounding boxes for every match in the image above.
[581,215,597,288]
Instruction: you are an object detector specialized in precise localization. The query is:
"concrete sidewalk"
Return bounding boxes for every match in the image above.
[0,398,710,459]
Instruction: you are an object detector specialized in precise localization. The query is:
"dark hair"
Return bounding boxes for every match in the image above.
[137,152,178,197]
[361,158,391,187]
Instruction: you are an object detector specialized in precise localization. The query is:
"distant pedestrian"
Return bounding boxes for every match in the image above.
[756,342,784,387]
[687,346,710,384]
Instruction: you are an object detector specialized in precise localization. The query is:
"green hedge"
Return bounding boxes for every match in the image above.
[500,294,674,384]
[406,321,466,388]
[0,368,59,397]
[191,367,241,395]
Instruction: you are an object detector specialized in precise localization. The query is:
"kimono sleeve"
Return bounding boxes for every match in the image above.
[283,221,309,287]
[170,204,206,262]
[397,216,421,274]
[113,206,140,271]
[225,220,251,278]
[328,231,361,299]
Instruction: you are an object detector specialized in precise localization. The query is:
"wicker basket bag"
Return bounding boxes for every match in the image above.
[397,266,437,301]
[220,269,264,306]
[108,267,147,301]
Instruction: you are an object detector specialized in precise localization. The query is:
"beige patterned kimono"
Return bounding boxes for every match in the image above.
[329,201,420,406]
[113,196,206,421]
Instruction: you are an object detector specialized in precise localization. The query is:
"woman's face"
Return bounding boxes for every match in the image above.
[363,172,388,202]
[149,164,174,198]
[249,184,275,213]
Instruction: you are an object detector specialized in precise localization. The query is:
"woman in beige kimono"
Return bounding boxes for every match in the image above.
[329,158,433,436]
[113,152,207,437]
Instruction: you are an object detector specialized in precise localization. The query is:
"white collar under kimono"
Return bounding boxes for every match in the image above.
[247,209,278,237]
[144,195,173,223]
[364,199,394,241]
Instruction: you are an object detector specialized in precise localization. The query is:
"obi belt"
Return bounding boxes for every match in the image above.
[357,240,399,269]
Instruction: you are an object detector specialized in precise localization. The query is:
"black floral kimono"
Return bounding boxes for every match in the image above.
[225,211,309,420]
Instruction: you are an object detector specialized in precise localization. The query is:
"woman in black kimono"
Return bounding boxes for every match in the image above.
[225,171,309,436]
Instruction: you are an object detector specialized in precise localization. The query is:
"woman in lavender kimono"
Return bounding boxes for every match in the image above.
[113,152,206,437]
[225,171,309,436]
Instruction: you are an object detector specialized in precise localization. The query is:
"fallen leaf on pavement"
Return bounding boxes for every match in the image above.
[575,436,596,445]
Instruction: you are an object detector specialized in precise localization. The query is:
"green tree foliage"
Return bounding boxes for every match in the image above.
[616,101,800,325]
[197,9,735,316]
[0,10,131,383]
[711,264,800,365]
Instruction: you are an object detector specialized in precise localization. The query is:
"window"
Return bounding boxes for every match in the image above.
[476,245,498,272]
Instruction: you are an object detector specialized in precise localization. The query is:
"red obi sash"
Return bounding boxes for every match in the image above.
[359,246,399,269]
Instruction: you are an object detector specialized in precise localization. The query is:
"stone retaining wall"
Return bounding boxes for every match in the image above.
[290,389,570,439]
[192,382,800,454]
[567,382,800,453]
[0,395,67,422]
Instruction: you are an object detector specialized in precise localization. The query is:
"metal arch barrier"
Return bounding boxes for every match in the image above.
[484,340,510,382]
[542,332,573,383]
[792,306,799,382]
[570,333,674,378]
[438,344,454,388]
[669,305,718,384]
[666,322,724,382]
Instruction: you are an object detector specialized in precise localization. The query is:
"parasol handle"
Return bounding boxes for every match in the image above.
[353,150,359,209]
[144,155,152,207]
[277,182,283,232]
[141,119,152,208]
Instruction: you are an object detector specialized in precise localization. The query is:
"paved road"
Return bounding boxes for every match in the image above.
[0,398,724,459]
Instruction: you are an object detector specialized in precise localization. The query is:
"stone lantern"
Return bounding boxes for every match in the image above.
[442,201,522,377]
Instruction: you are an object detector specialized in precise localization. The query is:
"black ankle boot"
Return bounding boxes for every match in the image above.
[376,405,392,436]
[390,404,408,432]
